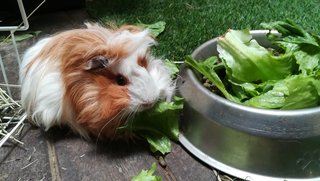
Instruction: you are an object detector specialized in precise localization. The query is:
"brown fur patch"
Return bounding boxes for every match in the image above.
[64,72,130,138]
[59,29,132,138]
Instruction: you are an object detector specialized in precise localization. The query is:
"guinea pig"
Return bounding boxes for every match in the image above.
[20,23,175,139]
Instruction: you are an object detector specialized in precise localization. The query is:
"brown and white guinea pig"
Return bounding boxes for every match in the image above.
[20,23,175,139]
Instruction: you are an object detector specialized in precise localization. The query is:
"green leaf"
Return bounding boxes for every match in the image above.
[281,75,320,109]
[118,96,183,154]
[294,47,320,75]
[141,131,171,154]
[217,29,295,83]
[261,19,319,47]
[185,55,239,103]
[137,21,166,37]
[131,163,162,181]
[245,75,320,109]
[244,81,287,109]
[151,96,183,115]
[262,19,320,76]
[164,59,180,78]
[230,82,261,101]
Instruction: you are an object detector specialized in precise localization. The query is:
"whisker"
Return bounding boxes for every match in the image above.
[93,103,143,150]
[131,105,142,130]
[95,108,126,144]
[93,109,126,157]
[124,110,135,129]
[121,106,139,142]
[124,105,140,133]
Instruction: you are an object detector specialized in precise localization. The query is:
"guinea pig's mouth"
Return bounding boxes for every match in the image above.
[142,102,154,109]
[136,101,156,112]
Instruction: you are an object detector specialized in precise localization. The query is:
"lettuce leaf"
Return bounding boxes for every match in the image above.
[118,96,183,154]
[245,75,320,109]
[137,21,166,37]
[217,29,296,83]
[262,19,320,76]
[185,55,239,103]
[261,19,320,48]
[131,163,162,181]
[164,59,180,78]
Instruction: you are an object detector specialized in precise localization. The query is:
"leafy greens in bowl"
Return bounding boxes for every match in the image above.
[186,19,320,110]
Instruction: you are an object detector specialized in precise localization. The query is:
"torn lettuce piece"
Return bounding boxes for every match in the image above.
[294,47,320,75]
[262,19,320,76]
[244,80,288,109]
[217,29,295,83]
[137,21,166,37]
[118,96,183,155]
[131,163,162,181]
[141,131,172,154]
[164,59,180,78]
[261,19,320,48]
[245,75,320,109]
[185,55,239,103]
[281,75,320,109]
[229,80,277,102]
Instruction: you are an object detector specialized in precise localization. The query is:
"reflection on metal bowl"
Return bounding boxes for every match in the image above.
[178,30,320,181]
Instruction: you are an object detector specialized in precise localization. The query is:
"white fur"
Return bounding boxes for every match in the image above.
[20,38,64,130]
[148,58,175,101]
[111,30,175,111]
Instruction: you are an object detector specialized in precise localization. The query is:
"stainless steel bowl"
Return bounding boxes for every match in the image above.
[178,30,320,181]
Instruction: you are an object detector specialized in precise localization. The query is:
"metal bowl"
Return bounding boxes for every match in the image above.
[178,30,320,181]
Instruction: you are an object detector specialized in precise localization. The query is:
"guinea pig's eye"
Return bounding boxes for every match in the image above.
[115,74,127,86]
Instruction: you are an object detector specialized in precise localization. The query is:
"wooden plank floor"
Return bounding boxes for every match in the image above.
[1,125,216,181]
[0,9,217,181]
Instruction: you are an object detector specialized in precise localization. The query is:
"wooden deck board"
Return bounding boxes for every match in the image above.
[49,128,165,181]
[165,142,216,181]
[0,125,52,181]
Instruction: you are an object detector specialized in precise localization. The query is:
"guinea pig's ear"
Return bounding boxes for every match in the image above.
[84,56,109,70]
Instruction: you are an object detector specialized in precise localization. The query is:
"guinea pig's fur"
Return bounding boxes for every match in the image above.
[20,23,175,139]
